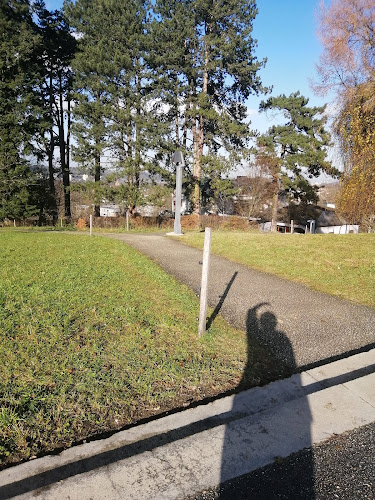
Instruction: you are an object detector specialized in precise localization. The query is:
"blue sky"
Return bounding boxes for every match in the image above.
[252,0,324,101]
[247,0,330,132]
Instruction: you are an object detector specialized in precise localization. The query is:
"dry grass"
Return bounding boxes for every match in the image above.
[177,231,375,308]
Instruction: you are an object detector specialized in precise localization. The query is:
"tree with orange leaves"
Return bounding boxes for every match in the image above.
[315,0,375,229]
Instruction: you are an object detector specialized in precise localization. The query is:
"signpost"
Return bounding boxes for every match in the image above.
[198,227,212,337]
[171,151,184,236]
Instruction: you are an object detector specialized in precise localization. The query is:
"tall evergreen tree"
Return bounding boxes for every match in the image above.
[102,0,166,214]
[65,0,160,216]
[64,0,110,216]
[257,92,338,230]
[152,0,266,213]
[34,2,76,220]
[0,0,42,220]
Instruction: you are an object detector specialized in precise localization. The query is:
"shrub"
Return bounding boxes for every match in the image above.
[75,218,87,229]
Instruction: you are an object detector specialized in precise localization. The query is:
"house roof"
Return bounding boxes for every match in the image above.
[316,209,347,227]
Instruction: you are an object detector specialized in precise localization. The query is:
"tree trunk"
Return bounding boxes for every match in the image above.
[271,174,280,232]
[48,73,57,224]
[129,59,142,216]
[48,128,57,224]
[192,117,201,215]
[174,72,179,146]
[183,98,189,151]
[66,84,71,202]
[94,150,100,217]
[192,27,209,215]
[59,74,70,218]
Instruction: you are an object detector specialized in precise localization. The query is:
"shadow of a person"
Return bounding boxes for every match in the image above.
[218,303,315,499]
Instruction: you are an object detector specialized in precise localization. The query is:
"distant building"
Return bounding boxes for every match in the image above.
[315,210,359,234]
[260,221,306,233]
[100,204,121,217]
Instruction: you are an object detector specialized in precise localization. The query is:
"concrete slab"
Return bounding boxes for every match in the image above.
[307,349,375,386]
[343,371,375,407]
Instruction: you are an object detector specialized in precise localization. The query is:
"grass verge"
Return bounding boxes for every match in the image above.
[0,231,287,468]
[175,231,375,308]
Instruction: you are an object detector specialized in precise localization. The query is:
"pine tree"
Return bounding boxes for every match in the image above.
[34,2,76,220]
[152,0,266,214]
[0,0,42,220]
[257,92,338,230]
[64,0,112,216]
[102,0,166,214]
[65,0,161,216]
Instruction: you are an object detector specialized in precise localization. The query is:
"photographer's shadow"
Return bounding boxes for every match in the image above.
[219,303,315,498]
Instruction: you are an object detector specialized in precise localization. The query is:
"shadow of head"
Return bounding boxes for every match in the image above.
[246,303,296,369]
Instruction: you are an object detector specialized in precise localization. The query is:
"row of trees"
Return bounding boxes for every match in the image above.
[315,0,375,229]
[0,1,75,222]
[1,0,267,221]
[1,0,338,224]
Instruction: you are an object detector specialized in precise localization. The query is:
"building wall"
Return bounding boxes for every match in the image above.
[316,225,359,234]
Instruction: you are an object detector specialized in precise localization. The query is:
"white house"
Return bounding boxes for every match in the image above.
[315,210,359,234]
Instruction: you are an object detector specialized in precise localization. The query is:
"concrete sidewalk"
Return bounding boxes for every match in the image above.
[1,349,374,499]
[103,233,375,368]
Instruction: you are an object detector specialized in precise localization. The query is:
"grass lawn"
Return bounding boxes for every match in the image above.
[0,231,287,468]
[177,231,375,308]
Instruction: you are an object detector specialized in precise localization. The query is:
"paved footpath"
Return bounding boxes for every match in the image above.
[103,233,375,368]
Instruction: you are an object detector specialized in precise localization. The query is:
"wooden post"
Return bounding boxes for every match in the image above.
[90,215,93,236]
[61,218,63,228]
[126,210,129,231]
[198,227,211,337]
[291,219,294,234]
[13,219,16,227]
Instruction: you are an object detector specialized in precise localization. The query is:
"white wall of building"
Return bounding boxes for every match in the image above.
[316,225,359,234]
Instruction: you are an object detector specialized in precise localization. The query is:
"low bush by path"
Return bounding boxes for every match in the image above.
[0,232,286,467]
[178,232,375,308]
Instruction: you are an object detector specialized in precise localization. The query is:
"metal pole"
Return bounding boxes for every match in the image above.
[126,210,129,231]
[174,163,183,235]
[90,215,93,236]
[198,227,212,337]
[291,219,294,234]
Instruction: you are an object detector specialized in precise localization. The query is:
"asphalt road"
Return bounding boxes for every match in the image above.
[102,232,375,369]
[189,421,375,499]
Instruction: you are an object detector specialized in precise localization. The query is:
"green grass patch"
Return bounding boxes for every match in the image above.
[176,231,375,308]
[0,231,287,467]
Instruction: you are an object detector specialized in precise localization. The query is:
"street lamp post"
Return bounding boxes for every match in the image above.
[171,151,185,236]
